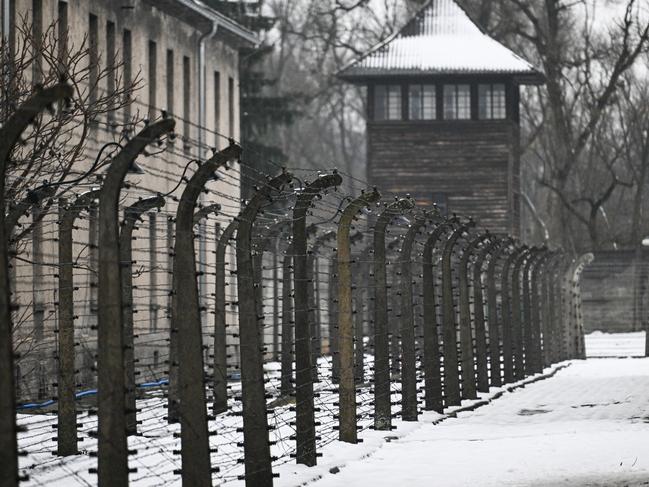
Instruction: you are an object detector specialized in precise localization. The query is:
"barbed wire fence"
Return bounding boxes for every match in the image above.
[0,82,593,487]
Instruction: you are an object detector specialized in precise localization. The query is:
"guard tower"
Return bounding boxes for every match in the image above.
[338,0,544,236]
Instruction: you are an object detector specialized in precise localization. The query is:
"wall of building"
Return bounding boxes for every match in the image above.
[581,250,649,334]
[367,118,519,236]
[7,0,245,401]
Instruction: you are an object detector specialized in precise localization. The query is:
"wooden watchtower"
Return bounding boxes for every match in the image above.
[338,0,544,236]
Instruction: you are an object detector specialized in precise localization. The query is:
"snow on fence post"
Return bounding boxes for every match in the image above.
[172,143,241,486]
[337,189,381,443]
[441,221,474,406]
[119,196,166,436]
[214,218,237,414]
[399,211,431,421]
[473,236,500,393]
[458,229,485,400]
[237,170,293,486]
[293,172,342,466]
[372,197,415,431]
[97,118,175,487]
[486,238,513,387]
[511,247,531,381]
[309,230,336,382]
[422,219,456,412]
[57,190,99,456]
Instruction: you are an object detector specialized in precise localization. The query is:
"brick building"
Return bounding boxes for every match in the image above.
[2,0,256,400]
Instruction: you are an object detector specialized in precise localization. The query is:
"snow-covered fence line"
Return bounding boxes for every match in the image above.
[1,83,592,487]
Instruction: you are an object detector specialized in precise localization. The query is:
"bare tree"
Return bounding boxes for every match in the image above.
[2,13,141,243]
[461,0,649,250]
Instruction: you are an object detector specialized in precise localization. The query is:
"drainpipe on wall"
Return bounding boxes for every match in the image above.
[195,4,218,327]
[2,0,8,43]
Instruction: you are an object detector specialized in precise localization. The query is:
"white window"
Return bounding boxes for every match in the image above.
[374,84,402,121]
[443,84,471,120]
[409,84,436,120]
[479,83,507,119]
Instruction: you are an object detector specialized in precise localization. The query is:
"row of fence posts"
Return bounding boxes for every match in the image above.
[0,84,593,487]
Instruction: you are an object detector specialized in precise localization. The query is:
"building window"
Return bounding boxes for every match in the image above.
[228,76,234,138]
[214,71,220,145]
[32,0,43,83]
[479,83,506,120]
[183,56,191,151]
[409,84,436,120]
[88,14,99,108]
[106,21,116,127]
[166,49,174,115]
[57,2,68,68]
[374,84,401,121]
[148,41,157,119]
[443,84,471,120]
[123,29,132,124]
[7,0,16,61]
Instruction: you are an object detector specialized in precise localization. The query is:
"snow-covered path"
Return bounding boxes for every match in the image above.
[306,358,649,487]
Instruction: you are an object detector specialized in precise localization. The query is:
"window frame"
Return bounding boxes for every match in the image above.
[373,83,403,121]
[408,83,437,121]
[443,84,471,120]
[478,83,507,120]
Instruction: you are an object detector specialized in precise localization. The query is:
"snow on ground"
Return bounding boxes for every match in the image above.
[303,358,649,487]
[18,332,647,486]
[585,331,645,358]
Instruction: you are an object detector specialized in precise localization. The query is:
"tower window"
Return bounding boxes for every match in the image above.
[409,84,436,120]
[443,84,470,120]
[374,84,402,121]
[479,83,506,119]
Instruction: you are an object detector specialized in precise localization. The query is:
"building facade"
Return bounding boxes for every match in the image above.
[2,0,256,401]
[339,0,543,236]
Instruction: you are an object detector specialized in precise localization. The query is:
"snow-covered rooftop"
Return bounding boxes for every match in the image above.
[339,0,544,83]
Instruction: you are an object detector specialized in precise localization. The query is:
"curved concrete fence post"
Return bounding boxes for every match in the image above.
[213,218,238,414]
[422,218,457,412]
[57,190,100,456]
[120,195,166,436]
[0,81,73,487]
[398,210,432,421]
[458,231,488,400]
[373,197,415,430]
[486,238,513,387]
[473,235,500,393]
[237,170,293,487]
[337,189,381,443]
[292,172,342,466]
[511,247,532,380]
[172,143,241,486]
[97,118,175,487]
[441,221,475,405]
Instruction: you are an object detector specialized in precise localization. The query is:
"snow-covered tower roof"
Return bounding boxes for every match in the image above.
[338,0,544,84]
